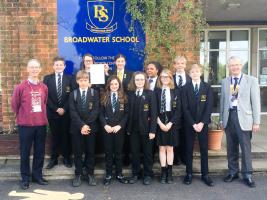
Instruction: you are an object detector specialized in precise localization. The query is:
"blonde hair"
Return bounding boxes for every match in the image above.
[76,70,90,82]
[188,64,203,73]
[128,71,150,91]
[173,56,187,64]
[27,59,41,68]
[157,69,175,89]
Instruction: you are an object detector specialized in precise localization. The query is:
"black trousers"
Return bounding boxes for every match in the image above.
[48,116,71,159]
[185,125,209,176]
[174,127,186,163]
[104,130,124,176]
[130,130,153,177]
[72,132,95,175]
[18,126,46,182]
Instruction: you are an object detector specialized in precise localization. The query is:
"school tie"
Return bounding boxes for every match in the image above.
[160,89,166,113]
[149,78,153,84]
[178,75,183,88]
[136,90,140,97]
[112,92,117,113]
[194,84,199,96]
[118,71,123,82]
[233,77,238,90]
[81,90,86,111]
[57,73,62,104]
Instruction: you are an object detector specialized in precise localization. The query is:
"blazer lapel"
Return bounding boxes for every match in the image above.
[238,74,247,97]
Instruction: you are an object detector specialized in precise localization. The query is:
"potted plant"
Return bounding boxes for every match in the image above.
[208,115,224,150]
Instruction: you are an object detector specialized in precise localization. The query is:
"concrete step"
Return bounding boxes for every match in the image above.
[0,156,266,180]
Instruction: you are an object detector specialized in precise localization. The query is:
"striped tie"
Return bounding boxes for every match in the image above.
[57,73,62,104]
[118,71,123,82]
[160,89,166,113]
[112,92,117,113]
[194,84,199,96]
[178,75,183,88]
[81,90,86,111]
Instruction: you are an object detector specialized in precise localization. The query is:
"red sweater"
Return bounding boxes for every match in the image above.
[11,80,48,126]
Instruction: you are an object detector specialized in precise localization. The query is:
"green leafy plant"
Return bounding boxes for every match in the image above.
[126,0,207,64]
[209,115,221,130]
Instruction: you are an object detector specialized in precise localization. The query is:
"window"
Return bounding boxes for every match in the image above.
[200,29,250,113]
[258,29,267,113]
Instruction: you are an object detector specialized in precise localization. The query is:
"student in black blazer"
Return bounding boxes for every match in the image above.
[145,61,162,91]
[69,70,99,187]
[109,53,133,166]
[127,71,157,185]
[182,64,214,187]
[155,69,181,184]
[172,56,191,166]
[99,76,128,186]
[43,57,73,169]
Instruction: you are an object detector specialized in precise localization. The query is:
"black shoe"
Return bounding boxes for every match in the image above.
[160,167,167,184]
[224,174,239,182]
[183,174,192,185]
[88,174,97,186]
[32,177,48,185]
[72,175,81,187]
[116,174,128,184]
[63,157,72,168]
[243,178,256,188]
[128,175,138,184]
[103,175,112,186]
[20,181,29,190]
[143,176,152,185]
[201,175,214,187]
[46,159,58,169]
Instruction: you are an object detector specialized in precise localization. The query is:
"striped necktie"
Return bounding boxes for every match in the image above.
[112,92,117,113]
[57,73,62,104]
[81,90,86,111]
[118,71,123,82]
[160,89,166,113]
[178,75,183,88]
[194,84,199,96]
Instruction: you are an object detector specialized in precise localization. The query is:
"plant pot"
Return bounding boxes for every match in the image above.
[208,130,223,150]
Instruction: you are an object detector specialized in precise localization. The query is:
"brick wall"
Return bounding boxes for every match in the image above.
[0,1,199,137]
[0,0,58,133]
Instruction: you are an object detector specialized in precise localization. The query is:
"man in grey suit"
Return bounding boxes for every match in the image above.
[220,56,261,188]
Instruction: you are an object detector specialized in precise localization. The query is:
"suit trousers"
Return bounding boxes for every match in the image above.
[130,130,153,177]
[225,110,252,178]
[48,116,71,160]
[18,126,46,182]
[185,125,209,176]
[104,130,124,176]
[72,132,95,175]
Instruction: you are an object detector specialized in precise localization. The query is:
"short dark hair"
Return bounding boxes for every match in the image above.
[53,56,65,64]
[146,61,162,75]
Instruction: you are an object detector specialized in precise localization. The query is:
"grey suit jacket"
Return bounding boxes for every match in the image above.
[220,74,261,131]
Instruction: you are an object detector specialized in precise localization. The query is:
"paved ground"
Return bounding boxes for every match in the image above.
[1,175,267,200]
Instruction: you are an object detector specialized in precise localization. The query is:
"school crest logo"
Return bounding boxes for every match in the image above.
[86,0,117,34]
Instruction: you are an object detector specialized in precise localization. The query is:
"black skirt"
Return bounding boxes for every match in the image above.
[157,112,178,147]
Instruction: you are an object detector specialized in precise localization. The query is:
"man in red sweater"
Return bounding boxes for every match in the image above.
[11,59,49,190]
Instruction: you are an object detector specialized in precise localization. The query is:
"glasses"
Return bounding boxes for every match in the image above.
[160,76,170,79]
[84,60,93,63]
[135,78,145,81]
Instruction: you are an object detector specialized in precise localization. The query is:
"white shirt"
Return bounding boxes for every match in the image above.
[175,72,187,86]
[136,88,143,96]
[79,88,88,98]
[192,80,201,90]
[148,76,158,90]
[162,87,171,112]
[55,72,63,88]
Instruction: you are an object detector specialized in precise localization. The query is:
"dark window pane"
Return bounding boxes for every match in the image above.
[230,30,249,49]
[208,31,226,50]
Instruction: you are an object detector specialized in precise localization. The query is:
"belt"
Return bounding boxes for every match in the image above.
[229,106,237,112]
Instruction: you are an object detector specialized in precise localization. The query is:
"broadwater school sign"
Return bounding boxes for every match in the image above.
[57,0,145,74]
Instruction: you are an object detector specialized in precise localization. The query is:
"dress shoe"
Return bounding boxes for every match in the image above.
[20,181,29,190]
[183,174,192,185]
[201,175,214,187]
[103,175,112,186]
[116,174,128,184]
[63,158,72,168]
[32,177,48,185]
[128,175,138,184]
[243,178,256,188]
[224,174,239,182]
[88,174,97,186]
[72,175,81,187]
[46,159,58,169]
[143,176,152,185]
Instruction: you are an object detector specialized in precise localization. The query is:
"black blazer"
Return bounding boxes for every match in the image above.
[43,73,73,119]
[109,69,133,92]
[173,74,191,89]
[127,90,157,134]
[99,96,128,129]
[182,81,213,126]
[155,88,182,128]
[69,88,99,134]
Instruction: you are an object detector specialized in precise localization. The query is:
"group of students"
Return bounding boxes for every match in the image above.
[11,54,215,190]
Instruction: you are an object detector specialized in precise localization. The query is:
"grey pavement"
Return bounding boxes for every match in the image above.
[0,175,267,200]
